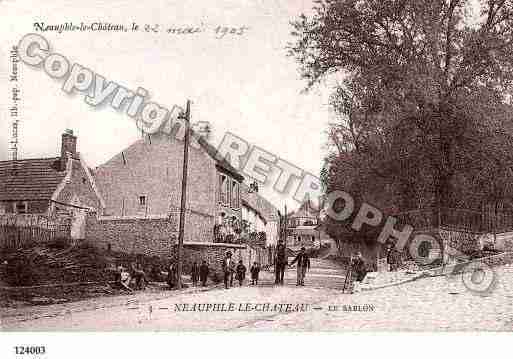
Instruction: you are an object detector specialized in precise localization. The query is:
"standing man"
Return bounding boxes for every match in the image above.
[199,260,209,287]
[191,261,199,286]
[351,252,367,293]
[385,243,393,271]
[352,252,367,282]
[274,239,287,285]
[132,262,147,290]
[221,251,235,289]
[289,247,310,286]
[167,261,177,289]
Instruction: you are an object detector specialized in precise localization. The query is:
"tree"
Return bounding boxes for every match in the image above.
[290,0,513,243]
[291,0,513,209]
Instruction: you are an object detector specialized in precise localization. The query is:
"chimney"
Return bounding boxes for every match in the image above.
[60,129,77,171]
[192,121,211,141]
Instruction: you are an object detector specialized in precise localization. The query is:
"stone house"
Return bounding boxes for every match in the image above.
[88,131,253,273]
[0,129,105,240]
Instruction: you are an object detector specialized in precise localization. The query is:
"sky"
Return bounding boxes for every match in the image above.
[0,0,333,210]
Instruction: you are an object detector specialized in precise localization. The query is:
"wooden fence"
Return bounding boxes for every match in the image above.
[0,214,71,249]
[395,207,513,234]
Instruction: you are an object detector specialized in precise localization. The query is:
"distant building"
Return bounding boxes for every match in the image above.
[0,129,105,240]
[287,199,329,249]
[240,183,279,247]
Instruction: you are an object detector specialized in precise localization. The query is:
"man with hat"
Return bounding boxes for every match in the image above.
[221,251,236,289]
[274,239,287,285]
[289,247,310,286]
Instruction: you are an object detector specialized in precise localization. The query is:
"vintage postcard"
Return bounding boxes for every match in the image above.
[1,0,513,344]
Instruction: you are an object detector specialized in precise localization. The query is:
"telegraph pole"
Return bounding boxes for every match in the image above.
[176,100,191,290]
[284,204,287,248]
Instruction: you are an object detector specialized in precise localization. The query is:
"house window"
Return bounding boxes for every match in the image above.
[219,212,226,224]
[219,175,228,205]
[231,180,239,209]
[227,179,232,206]
[139,196,146,206]
[16,201,28,214]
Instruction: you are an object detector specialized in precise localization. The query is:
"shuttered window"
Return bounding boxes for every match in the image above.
[219,175,228,205]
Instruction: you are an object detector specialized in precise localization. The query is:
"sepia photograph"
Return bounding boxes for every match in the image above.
[1,0,513,356]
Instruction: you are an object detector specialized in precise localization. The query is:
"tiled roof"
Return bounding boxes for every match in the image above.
[289,199,319,219]
[0,157,65,201]
[240,183,279,222]
[196,136,244,182]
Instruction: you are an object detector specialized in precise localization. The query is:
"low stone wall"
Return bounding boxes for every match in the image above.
[434,251,513,276]
[493,232,513,251]
[505,236,513,251]
[85,212,179,258]
[480,251,513,267]
[86,212,271,283]
[440,228,481,254]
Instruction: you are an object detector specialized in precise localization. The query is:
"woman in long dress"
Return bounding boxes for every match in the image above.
[167,262,177,289]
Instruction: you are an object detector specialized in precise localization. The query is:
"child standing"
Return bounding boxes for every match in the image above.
[199,260,209,286]
[235,260,247,286]
[191,262,199,286]
[250,262,260,285]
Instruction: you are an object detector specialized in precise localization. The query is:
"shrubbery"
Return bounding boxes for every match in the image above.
[2,256,39,286]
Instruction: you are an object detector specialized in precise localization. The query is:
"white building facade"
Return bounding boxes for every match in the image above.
[240,184,279,247]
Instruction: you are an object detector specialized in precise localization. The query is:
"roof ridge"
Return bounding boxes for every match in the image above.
[0,156,60,163]
[196,135,244,181]
[0,157,67,201]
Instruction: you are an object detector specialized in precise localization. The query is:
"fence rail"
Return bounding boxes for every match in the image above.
[395,207,513,234]
[0,214,71,249]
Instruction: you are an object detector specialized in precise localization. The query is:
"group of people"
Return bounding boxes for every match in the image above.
[115,262,148,291]
[168,260,210,288]
[274,239,311,286]
[115,241,369,293]
[221,251,261,289]
[276,239,370,290]
[165,255,261,290]
[190,261,211,287]
[221,241,314,289]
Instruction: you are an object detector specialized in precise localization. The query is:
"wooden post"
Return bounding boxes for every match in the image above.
[318,224,321,248]
[343,254,352,293]
[284,204,287,248]
[176,100,191,290]
[494,200,498,248]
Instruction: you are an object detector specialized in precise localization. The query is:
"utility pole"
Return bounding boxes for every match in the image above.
[284,204,287,248]
[176,100,191,290]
